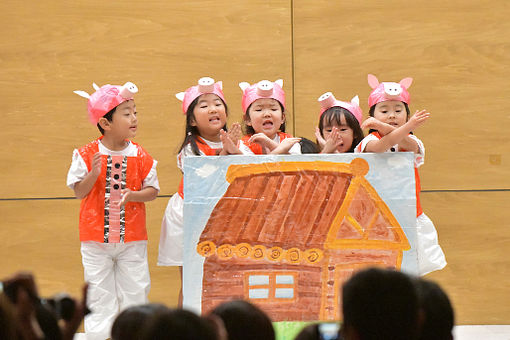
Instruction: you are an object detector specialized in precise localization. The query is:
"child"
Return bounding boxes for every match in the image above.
[355,74,446,275]
[68,81,159,339]
[157,77,240,305]
[238,79,301,154]
[315,92,364,153]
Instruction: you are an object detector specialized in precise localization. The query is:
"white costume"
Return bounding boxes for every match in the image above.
[158,138,222,266]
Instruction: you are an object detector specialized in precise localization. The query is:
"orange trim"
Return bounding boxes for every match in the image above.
[196,241,216,257]
[217,244,234,260]
[234,243,252,258]
[226,159,365,183]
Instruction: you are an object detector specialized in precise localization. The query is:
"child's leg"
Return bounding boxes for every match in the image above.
[417,213,447,276]
[114,240,151,312]
[178,266,183,307]
[81,241,118,340]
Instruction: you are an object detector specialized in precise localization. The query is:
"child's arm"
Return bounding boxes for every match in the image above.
[270,137,301,154]
[249,133,279,153]
[73,152,101,199]
[363,110,430,153]
[119,186,158,206]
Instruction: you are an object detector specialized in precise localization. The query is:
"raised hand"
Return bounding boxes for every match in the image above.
[315,127,326,148]
[219,129,242,155]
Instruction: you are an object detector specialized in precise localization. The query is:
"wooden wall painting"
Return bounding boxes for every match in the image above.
[182,153,417,321]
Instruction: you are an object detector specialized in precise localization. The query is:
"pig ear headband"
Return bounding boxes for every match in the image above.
[175,77,225,114]
[318,92,363,125]
[239,79,286,114]
[74,82,138,125]
[367,74,413,108]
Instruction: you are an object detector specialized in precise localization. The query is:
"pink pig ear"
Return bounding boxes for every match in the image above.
[217,81,223,90]
[399,77,413,89]
[367,74,380,89]
[274,79,284,88]
[350,95,360,106]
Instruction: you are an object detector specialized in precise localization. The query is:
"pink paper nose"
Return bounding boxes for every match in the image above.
[119,82,138,99]
[318,92,337,109]
[198,77,215,93]
[256,80,274,97]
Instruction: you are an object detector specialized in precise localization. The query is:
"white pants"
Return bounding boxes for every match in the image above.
[81,241,150,340]
[157,194,184,266]
[417,213,447,276]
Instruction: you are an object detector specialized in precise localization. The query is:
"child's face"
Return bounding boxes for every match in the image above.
[191,93,227,141]
[246,98,284,139]
[373,100,407,128]
[107,100,138,139]
[322,114,354,153]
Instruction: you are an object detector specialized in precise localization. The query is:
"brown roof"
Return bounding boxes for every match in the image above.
[197,159,409,261]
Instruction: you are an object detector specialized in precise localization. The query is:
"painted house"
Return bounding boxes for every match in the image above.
[196,158,410,321]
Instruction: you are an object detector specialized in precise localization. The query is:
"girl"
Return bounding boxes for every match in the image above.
[158,77,241,305]
[238,79,301,154]
[356,74,446,276]
[314,92,364,153]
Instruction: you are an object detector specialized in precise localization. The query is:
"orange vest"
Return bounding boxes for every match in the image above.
[78,138,154,243]
[177,137,221,199]
[241,132,294,155]
[370,132,423,217]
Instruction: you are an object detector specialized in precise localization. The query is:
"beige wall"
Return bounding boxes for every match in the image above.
[1,0,509,324]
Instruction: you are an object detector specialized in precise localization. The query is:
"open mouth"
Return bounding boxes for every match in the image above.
[209,116,221,123]
[262,120,273,128]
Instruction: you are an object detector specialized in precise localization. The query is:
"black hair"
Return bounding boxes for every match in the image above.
[413,278,454,340]
[367,102,411,134]
[97,106,116,135]
[178,95,229,155]
[243,100,286,135]
[112,304,169,340]
[140,308,217,340]
[299,137,320,154]
[318,107,364,153]
[210,299,275,340]
[342,267,419,340]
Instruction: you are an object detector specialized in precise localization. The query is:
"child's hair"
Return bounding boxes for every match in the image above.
[342,267,419,340]
[140,308,217,340]
[413,278,454,340]
[97,106,116,135]
[319,107,364,152]
[209,299,275,340]
[299,137,320,154]
[243,100,286,135]
[367,102,411,134]
[178,95,229,155]
[112,304,168,340]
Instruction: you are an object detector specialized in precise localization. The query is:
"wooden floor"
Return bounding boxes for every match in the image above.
[1,0,509,325]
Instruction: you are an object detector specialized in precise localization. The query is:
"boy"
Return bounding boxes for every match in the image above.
[68,82,159,340]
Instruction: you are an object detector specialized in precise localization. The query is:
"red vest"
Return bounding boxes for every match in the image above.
[370,132,423,216]
[241,132,294,155]
[77,138,154,243]
[177,137,221,198]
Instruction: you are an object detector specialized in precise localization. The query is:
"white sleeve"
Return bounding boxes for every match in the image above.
[408,135,425,167]
[66,149,88,189]
[288,142,302,154]
[238,140,255,155]
[143,159,160,191]
[177,144,196,171]
[354,134,379,153]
